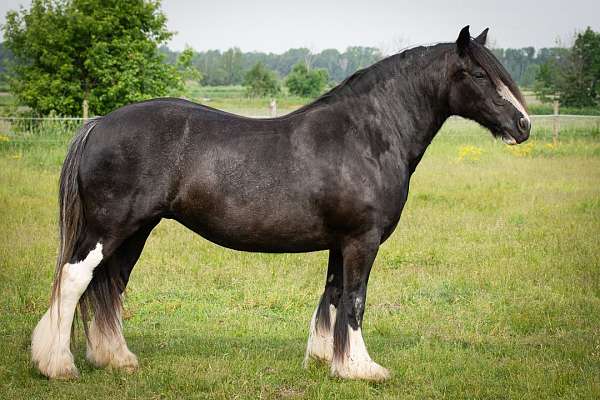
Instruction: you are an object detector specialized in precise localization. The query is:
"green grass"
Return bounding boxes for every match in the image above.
[1,115,599,399]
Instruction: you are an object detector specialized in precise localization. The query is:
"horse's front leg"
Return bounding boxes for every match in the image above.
[304,249,343,366]
[330,230,390,381]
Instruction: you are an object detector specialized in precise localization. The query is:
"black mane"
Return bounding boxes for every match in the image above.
[289,39,525,115]
[288,44,453,115]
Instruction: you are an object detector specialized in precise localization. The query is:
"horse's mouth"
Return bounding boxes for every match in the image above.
[501,131,517,145]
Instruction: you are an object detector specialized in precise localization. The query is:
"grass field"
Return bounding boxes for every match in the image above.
[1,114,599,399]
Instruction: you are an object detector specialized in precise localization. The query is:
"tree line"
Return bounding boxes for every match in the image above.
[159,46,382,86]
[1,0,597,116]
[158,45,574,90]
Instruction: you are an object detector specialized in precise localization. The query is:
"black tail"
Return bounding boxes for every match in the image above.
[51,117,102,304]
[50,117,121,337]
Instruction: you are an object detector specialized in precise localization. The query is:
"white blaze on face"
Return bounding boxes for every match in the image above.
[497,82,530,124]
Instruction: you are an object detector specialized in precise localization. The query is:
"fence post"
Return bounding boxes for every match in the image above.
[269,99,277,117]
[552,98,560,145]
[82,99,89,122]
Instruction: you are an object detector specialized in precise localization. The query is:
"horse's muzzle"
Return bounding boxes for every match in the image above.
[515,117,531,143]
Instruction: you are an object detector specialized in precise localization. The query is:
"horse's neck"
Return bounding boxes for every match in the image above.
[360,54,451,172]
[395,80,449,172]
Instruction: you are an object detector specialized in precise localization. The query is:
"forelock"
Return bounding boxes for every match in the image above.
[466,41,527,110]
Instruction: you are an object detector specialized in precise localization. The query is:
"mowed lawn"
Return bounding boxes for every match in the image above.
[0,117,599,399]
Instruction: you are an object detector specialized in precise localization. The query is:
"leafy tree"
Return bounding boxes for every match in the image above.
[221,47,244,86]
[176,47,202,82]
[561,27,600,107]
[521,63,540,88]
[173,47,202,98]
[342,47,382,78]
[313,49,344,82]
[3,0,181,116]
[194,49,227,86]
[534,28,600,107]
[0,42,14,83]
[243,62,280,97]
[533,62,560,103]
[285,63,328,98]
[278,48,312,76]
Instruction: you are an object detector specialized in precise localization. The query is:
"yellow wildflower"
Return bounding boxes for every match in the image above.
[457,145,483,162]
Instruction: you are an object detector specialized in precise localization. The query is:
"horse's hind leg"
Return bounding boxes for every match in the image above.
[31,232,114,379]
[85,221,157,372]
[303,249,343,366]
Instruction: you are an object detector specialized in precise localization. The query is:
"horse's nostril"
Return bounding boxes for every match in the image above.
[518,117,530,133]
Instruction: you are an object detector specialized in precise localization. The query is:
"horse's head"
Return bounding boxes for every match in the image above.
[447,26,530,144]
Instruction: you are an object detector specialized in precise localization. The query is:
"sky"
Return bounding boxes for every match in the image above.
[1,0,599,54]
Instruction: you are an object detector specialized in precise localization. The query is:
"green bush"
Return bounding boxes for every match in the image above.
[243,62,280,98]
[285,63,328,98]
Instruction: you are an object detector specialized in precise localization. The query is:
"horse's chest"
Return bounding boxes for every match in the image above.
[377,177,410,241]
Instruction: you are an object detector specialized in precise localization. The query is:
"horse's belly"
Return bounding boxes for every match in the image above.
[172,201,331,253]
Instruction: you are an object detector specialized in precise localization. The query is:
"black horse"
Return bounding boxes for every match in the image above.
[32,26,530,381]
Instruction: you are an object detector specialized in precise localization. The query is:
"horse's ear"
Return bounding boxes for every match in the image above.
[456,25,471,56]
[475,28,489,46]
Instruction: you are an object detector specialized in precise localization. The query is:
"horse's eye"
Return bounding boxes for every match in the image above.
[474,72,487,80]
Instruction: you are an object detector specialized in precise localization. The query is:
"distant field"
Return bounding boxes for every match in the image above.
[184,83,307,116]
[0,113,599,399]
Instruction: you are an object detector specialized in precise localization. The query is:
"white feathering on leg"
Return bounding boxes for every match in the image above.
[331,326,390,381]
[31,243,103,379]
[86,304,138,372]
[304,304,336,366]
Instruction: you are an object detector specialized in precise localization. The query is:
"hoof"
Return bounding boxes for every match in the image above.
[33,351,80,380]
[50,365,80,380]
[31,309,80,380]
[304,351,332,366]
[331,360,391,382]
[303,337,333,368]
[111,351,139,373]
[86,347,139,373]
